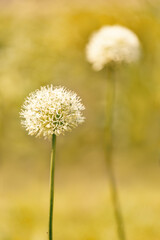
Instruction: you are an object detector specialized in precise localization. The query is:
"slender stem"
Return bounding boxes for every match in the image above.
[105,68,126,240]
[49,134,56,240]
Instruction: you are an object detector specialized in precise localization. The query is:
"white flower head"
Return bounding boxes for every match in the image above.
[20,85,85,139]
[86,25,141,71]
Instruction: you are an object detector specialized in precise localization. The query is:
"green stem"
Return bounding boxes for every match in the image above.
[49,134,56,240]
[105,69,126,240]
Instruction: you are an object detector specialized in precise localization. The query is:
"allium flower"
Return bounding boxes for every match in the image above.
[86,25,141,71]
[20,85,85,139]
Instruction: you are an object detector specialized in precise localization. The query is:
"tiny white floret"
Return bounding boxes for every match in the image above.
[86,25,141,71]
[20,85,85,139]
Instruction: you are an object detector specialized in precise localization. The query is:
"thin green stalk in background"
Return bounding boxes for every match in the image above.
[49,134,56,240]
[105,68,126,240]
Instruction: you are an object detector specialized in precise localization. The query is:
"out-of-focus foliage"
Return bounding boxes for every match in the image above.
[0,0,160,240]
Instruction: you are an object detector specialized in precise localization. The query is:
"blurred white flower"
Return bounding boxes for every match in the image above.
[86,25,141,71]
[20,85,85,139]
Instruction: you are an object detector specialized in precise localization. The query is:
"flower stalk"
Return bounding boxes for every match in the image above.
[105,68,126,240]
[20,85,85,240]
[49,134,56,240]
[86,24,140,240]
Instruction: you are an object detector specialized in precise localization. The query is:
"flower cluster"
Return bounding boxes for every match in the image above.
[86,25,141,71]
[20,85,85,139]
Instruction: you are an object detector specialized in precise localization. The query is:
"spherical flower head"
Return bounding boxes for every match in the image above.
[20,85,85,139]
[86,25,141,71]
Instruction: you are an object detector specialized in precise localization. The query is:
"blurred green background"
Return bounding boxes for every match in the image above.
[0,0,160,239]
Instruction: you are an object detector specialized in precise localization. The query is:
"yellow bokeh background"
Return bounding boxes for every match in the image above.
[0,0,160,239]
